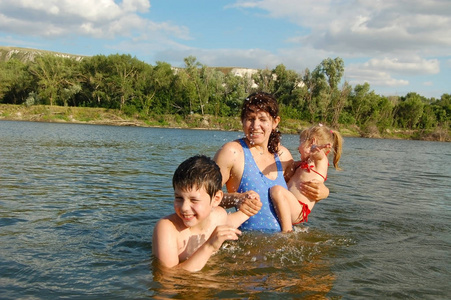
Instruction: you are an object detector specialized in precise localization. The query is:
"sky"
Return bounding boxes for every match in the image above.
[0,0,450,99]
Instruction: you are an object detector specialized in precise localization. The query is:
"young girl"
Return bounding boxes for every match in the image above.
[270,124,343,232]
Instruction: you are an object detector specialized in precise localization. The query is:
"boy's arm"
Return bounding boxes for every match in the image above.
[152,218,181,269]
[152,218,218,272]
[153,211,242,272]
[177,225,241,272]
[226,210,250,228]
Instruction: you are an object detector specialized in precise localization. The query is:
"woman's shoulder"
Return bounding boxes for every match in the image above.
[216,139,243,156]
[277,144,294,160]
[277,144,296,179]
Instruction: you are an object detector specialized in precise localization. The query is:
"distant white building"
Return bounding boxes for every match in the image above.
[230,68,259,88]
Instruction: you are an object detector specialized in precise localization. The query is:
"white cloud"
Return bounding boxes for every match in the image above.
[345,55,440,89]
[232,0,451,57]
[154,48,280,69]
[228,0,450,95]
[362,57,440,75]
[346,63,409,87]
[0,0,186,40]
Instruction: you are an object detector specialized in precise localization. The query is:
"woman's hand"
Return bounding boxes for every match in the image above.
[300,179,329,201]
[237,191,262,217]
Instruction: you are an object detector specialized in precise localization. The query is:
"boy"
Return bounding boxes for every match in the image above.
[152,155,260,272]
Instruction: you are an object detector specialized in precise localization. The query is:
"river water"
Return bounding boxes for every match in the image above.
[0,120,450,299]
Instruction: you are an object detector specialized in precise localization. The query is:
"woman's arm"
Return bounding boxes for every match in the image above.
[278,145,296,182]
[214,141,261,211]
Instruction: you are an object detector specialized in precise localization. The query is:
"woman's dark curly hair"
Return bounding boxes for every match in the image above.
[240,92,281,154]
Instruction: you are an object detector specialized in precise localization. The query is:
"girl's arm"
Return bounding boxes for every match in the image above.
[301,144,331,200]
[310,144,330,175]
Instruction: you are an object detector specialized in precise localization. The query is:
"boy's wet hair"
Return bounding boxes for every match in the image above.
[240,92,281,154]
[172,155,222,199]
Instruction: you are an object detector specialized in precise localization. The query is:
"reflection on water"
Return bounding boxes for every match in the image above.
[151,229,343,299]
[0,121,450,299]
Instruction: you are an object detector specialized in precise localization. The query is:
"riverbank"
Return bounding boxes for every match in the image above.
[0,104,449,141]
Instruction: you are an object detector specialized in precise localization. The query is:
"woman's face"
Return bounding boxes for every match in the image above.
[242,107,279,146]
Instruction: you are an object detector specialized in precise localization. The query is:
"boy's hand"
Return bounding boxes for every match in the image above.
[208,225,242,251]
[237,191,262,217]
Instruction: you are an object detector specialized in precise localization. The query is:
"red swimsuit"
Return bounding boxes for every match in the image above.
[293,161,327,224]
[299,161,327,181]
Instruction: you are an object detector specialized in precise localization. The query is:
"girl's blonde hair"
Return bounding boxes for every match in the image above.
[300,124,343,169]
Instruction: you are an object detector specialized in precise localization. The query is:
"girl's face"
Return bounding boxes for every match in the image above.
[298,137,313,160]
[242,107,279,147]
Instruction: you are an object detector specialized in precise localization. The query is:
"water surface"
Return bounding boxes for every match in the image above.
[1,120,450,299]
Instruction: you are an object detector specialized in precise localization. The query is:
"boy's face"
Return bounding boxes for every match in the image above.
[173,185,222,228]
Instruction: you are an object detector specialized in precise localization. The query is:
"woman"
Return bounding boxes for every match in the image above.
[214,92,329,231]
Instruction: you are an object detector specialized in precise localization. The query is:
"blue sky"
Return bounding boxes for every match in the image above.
[0,0,450,99]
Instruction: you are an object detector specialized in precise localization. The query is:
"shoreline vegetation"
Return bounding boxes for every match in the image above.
[1,47,450,142]
[1,104,449,141]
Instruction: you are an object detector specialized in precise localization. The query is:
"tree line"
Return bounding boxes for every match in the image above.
[0,53,449,137]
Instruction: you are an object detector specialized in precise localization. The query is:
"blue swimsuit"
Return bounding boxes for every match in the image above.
[237,138,288,232]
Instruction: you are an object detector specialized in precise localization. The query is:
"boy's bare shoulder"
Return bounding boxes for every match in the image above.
[154,214,182,232]
[211,206,228,223]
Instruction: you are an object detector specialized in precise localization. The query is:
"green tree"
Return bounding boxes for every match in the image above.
[0,59,34,104]
[330,81,351,128]
[395,93,425,129]
[222,72,247,116]
[252,68,274,93]
[182,56,209,115]
[272,64,303,114]
[150,61,177,115]
[349,83,374,125]
[310,57,345,124]
[29,55,78,106]
[300,68,317,122]
[108,54,145,111]
[79,55,112,107]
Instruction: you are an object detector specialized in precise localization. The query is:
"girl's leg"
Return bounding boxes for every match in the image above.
[270,185,303,232]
